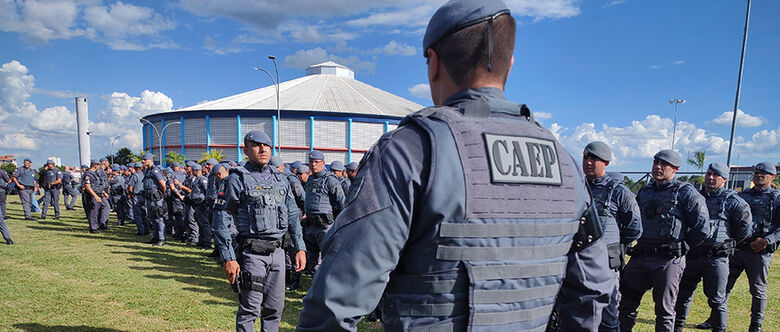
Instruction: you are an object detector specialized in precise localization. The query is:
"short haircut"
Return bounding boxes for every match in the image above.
[432,14,515,86]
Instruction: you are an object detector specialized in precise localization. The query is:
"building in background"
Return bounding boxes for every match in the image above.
[140,61,423,165]
[727,164,780,191]
[0,155,15,165]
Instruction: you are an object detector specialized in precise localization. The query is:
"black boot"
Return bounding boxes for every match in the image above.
[694,318,712,330]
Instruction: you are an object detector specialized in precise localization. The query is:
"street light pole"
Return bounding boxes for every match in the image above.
[138,117,180,166]
[726,0,752,167]
[669,98,686,150]
[109,136,121,165]
[253,62,281,157]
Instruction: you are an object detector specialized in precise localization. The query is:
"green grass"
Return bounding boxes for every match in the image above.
[0,195,777,331]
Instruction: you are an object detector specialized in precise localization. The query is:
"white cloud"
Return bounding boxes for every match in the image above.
[83,1,177,50]
[672,60,685,65]
[282,48,376,73]
[408,83,430,99]
[0,0,84,43]
[106,90,173,118]
[534,111,553,120]
[374,40,417,56]
[710,109,765,127]
[0,133,38,150]
[0,60,37,119]
[604,0,628,7]
[203,36,245,55]
[30,106,78,133]
[506,0,581,20]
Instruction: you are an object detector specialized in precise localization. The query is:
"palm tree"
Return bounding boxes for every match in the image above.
[687,150,706,185]
[165,151,185,165]
[198,149,225,163]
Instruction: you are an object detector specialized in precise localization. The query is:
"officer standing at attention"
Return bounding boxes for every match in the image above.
[700,161,779,332]
[168,162,187,241]
[345,162,358,181]
[329,161,351,194]
[302,150,345,274]
[212,130,305,332]
[128,163,148,235]
[673,162,752,332]
[0,166,10,220]
[97,158,112,228]
[298,1,612,330]
[582,141,642,332]
[271,156,306,290]
[82,160,106,233]
[12,158,38,220]
[183,164,211,249]
[61,167,79,211]
[618,150,710,332]
[141,153,167,246]
[39,159,63,220]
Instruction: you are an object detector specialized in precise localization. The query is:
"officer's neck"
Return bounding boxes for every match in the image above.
[704,185,724,195]
[753,183,772,191]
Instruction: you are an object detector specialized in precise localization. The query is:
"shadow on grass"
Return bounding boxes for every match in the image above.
[13,323,124,332]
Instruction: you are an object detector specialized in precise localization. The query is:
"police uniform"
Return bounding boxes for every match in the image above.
[298,2,613,327]
[168,164,188,241]
[142,156,167,245]
[82,161,105,232]
[302,151,346,274]
[673,163,752,332]
[61,169,79,210]
[97,161,112,228]
[618,150,710,332]
[212,131,304,332]
[12,159,37,220]
[204,159,219,249]
[281,158,306,290]
[109,166,127,225]
[345,162,358,181]
[39,161,63,220]
[330,161,352,194]
[187,165,210,248]
[722,162,779,332]
[0,168,10,219]
[129,163,149,236]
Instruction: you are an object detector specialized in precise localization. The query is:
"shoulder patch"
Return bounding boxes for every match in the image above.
[483,133,562,185]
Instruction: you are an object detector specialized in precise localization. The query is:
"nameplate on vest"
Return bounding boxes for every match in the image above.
[483,134,563,185]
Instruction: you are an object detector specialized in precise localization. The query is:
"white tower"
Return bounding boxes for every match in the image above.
[75,97,91,166]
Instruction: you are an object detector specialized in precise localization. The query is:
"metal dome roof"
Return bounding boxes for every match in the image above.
[178,62,423,117]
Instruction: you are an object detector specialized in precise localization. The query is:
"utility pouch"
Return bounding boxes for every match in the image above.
[312,214,334,227]
[606,242,623,270]
[247,238,279,255]
[239,270,266,292]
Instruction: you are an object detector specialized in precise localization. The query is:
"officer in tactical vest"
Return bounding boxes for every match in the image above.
[39,159,63,220]
[0,167,10,220]
[302,150,345,274]
[700,161,779,332]
[97,158,112,229]
[298,1,613,330]
[141,153,167,246]
[61,167,79,210]
[127,162,149,236]
[205,159,220,255]
[270,156,306,291]
[582,141,642,332]
[345,162,358,181]
[122,165,134,223]
[618,150,710,332]
[183,161,199,245]
[182,164,210,248]
[212,130,305,332]
[167,162,187,241]
[330,161,351,194]
[109,165,127,225]
[672,162,752,332]
[11,158,38,220]
[82,160,106,233]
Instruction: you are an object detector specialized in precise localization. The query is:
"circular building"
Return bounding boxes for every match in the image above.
[140,61,423,165]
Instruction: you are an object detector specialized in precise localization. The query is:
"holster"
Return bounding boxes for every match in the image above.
[606,242,624,270]
[310,214,334,227]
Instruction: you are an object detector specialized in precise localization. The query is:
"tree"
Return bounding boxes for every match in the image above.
[166,151,185,165]
[687,150,706,185]
[131,150,149,162]
[624,176,647,193]
[105,147,136,166]
[198,149,224,163]
[2,163,17,174]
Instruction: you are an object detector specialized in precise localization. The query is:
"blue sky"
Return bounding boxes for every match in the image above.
[1,0,778,173]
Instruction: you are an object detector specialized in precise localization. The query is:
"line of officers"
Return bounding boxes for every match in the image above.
[579,142,778,332]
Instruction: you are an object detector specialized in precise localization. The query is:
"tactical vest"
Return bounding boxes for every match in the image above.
[142,168,162,199]
[171,172,187,200]
[304,171,338,215]
[739,188,779,240]
[233,166,289,239]
[636,181,691,245]
[0,171,6,188]
[15,167,36,186]
[42,169,59,188]
[189,175,208,202]
[702,189,736,246]
[589,174,622,245]
[286,173,305,210]
[380,98,584,331]
[62,172,73,189]
[132,171,145,194]
[110,175,125,195]
[83,170,102,193]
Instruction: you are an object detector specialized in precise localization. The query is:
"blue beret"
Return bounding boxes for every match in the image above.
[346,162,359,171]
[291,161,303,169]
[120,166,127,170]
[206,159,218,165]
[212,163,228,175]
[191,164,202,171]
[81,164,89,169]
[423,0,511,53]
[244,130,272,146]
[308,150,325,160]
[134,162,143,168]
[171,162,181,168]
[583,141,611,162]
[269,156,283,167]
[126,163,134,167]
[111,166,120,171]
[23,158,31,163]
[99,158,108,163]
[142,153,154,160]
[330,161,345,171]
[185,161,196,167]
[46,159,55,165]
[754,161,776,175]
[164,167,173,172]
[296,165,310,174]
[90,159,100,165]
[653,150,681,168]
[707,162,729,178]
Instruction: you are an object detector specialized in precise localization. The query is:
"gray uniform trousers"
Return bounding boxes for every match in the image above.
[618,254,686,332]
[18,188,34,219]
[124,195,134,223]
[236,246,285,332]
[98,195,111,227]
[145,198,166,241]
[132,195,148,234]
[194,205,211,246]
[41,188,60,218]
[0,188,7,218]
[674,255,729,332]
[184,204,198,243]
[302,222,332,274]
[0,202,10,241]
[724,248,772,328]
[600,269,621,332]
[63,186,78,209]
[86,196,103,231]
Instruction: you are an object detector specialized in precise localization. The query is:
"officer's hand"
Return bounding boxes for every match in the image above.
[295,250,307,272]
[95,197,102,203]
[16,183,23,189]
[751,238,768,252]
[302,214,307,219]
[223,260,240,284]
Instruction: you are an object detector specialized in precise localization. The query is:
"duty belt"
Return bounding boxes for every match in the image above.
[627,242,687,258]
[687,239,735,258]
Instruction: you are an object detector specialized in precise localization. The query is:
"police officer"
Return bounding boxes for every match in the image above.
[167,162,187,241]
[128,162,149,235]
[706,161,778,332]
[39,159,63,220]
[97,158,112,228]
[205,159,220,255]
[0,166,10,220]
[183,161,199,245]
[330,161,351,194]
[298,1,612,330]
[82,160,106,233]
[672,162,752,332]
[183,164,210,249]
[618,150,710,332]
[345,161,358,181]
[302,150,345,274]
[212,130,305,332]
[271,156,306,290]
[61,167,79,210]
[582,141,642,332]
[12,158,38,220]
[109,165,127,225]
[140,153,167,246]
[295,165,309,185]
